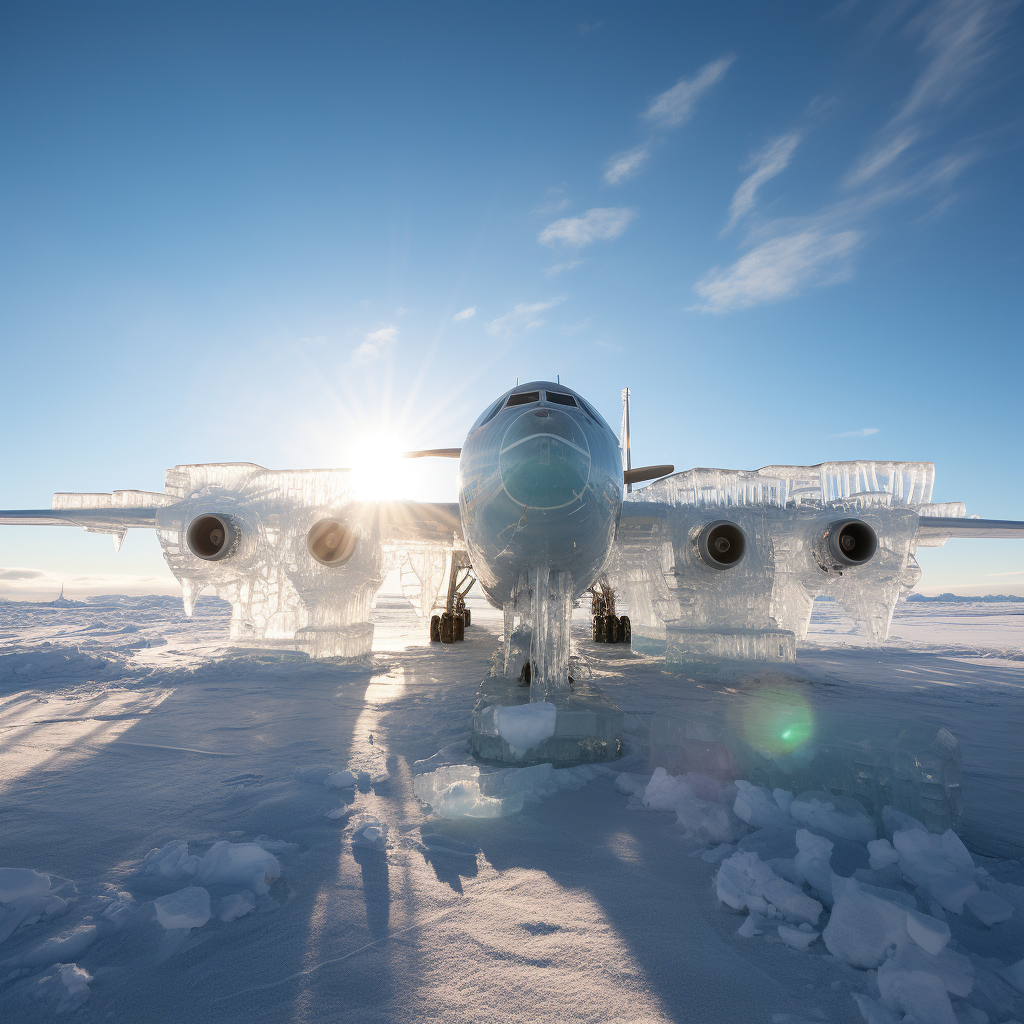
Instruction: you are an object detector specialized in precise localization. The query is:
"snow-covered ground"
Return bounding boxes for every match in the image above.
[1,593,1022,1022]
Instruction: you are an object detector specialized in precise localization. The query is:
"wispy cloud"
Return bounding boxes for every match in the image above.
[603,144,652,185]
[352,324,397,365]
[602,56,734,186]
[532,188,571,215]
[691,230,861,313]
[833,427,880,438]
[453,306,476,321]
[539,208,636,247]
[486,298,565,339]
[843,128,921,189]
[642,57,735,129]
[724,132,802,232]
[545,259,583,276]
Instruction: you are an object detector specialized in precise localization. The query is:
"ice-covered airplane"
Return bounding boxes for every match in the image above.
[3,380,1023,693]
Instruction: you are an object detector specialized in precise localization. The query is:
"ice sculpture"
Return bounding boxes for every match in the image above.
[51,464,463,660]
[649,704,963,834]
[608,461,964,663]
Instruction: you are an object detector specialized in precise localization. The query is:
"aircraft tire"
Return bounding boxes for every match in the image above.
[603,614,617,643]
[464,608,471,627]
[593,616,604,642]
[429,614,441,642]
[454,614,465,642]
[617,615,631,645]
[440,612,455,643]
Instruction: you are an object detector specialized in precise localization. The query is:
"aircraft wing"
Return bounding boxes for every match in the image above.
[916,517,1024,541]
[0,508,163,529]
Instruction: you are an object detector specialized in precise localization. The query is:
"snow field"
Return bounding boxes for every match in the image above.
[625,766,1024,1024]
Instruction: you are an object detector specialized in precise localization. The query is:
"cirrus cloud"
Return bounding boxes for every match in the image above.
[352,325,398,365]
[539,208,636,248]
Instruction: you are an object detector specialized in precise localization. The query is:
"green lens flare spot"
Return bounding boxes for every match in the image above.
[740,691,814,756]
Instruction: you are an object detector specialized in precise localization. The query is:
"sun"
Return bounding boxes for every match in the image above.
[349,430,410,501]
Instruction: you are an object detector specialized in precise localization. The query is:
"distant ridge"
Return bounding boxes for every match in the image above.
[906,593,1024,604]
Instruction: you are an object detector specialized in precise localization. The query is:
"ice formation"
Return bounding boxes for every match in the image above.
[153,886,212,930]
[649,706,963,834]
[610,461,968,661]
[142,839,283,895]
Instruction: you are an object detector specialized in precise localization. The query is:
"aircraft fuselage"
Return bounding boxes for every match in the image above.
[458,381,623,606]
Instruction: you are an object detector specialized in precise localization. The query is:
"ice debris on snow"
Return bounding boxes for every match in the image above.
[892,827,978,913]
[325,770,357,790]
[0,869,68,948]
[794,829,834,908]
[790,792,876,844]
[415,760,606,818]
[142,838,285,895]
[867,838,900,870]
[905,907,951,955]
[733,781,792,829]
[0,868,50,904]
[1,962,93,1015]
[154,886,212,930]
[492,702,557,759]
[716,851,823,926]
[217,890,256,922]
[965,889,1013,927]
[777,922,819,949]
[350,816,389,852]
[642,768,744,844]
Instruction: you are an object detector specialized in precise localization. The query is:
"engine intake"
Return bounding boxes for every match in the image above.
[823,519,877,567]
[695,520,746,570]
[186,514,238,561]
[307,519,357,566]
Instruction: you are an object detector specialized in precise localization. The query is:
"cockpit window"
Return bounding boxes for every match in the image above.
[506,390,540,407]
[545,390,578,408]
[470,398,504,431]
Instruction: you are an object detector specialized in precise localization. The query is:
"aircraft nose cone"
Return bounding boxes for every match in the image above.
[498,408,592,510]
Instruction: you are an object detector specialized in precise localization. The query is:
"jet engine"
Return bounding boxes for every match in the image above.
[819,518,878,569]
[694,519,747,570]
[185,513,239,561]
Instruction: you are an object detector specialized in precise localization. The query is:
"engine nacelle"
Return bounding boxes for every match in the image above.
[819,519,878,569]
[694,519,747,570]
[185,514,239,561]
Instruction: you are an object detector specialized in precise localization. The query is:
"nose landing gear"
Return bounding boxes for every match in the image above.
[589,580,631,646]
[430,554,476,644]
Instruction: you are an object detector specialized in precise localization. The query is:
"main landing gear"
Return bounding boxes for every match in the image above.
[430,554,476,644]
[589,580,631,645]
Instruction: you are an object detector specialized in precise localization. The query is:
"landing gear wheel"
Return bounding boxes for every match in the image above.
[616,615,631,645]
[463,608,471,628]
[429,614,441,642]
[453,613,465,642]
[440,612,455,644]
[603,614,618,643]
[593,616,604,642]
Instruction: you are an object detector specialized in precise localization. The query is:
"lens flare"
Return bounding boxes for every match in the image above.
[740,690,814,756]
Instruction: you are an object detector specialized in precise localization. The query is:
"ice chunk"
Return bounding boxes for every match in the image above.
[822,881,908,968]
[0,868,50,904]
[773,789,794,815]
[154,886,211,930]
[325,770,357,789]
[964,890,1013,927]
[737,911,767,938]
[193,842,281,896]
[894,939,973,998]
[877,958,957,1024]
[1002,958,1024,993]
[350,816,389,851]
[141,840,200,880]
[794,829,834,908]
[217,891,256,922]
[777,922,819,949]
[734,781,791,829]
[790,792,876,844]
[2,963,93,1015]
[641,768,744,844]
[10,924,99,968]
[493,702,557,758]
[716,851,822,926]
[851,993,902,1024]
[414,766,517,818]
[892,828,978,913]
[905,909,951,955]
[882,805,926,840]
[868,838,900,869]
[615,772,649,795]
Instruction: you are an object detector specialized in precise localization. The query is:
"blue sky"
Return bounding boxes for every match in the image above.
[1,1,1022,595]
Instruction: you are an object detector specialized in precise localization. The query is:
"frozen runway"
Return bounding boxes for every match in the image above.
[0,595,1022,1022]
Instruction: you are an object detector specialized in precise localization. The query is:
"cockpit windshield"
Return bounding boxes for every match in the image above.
[505,390,541,407]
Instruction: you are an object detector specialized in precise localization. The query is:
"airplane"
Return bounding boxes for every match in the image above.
[3,380,1023,694]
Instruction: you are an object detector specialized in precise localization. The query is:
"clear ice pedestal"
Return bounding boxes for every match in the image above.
[470,674,624,768]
